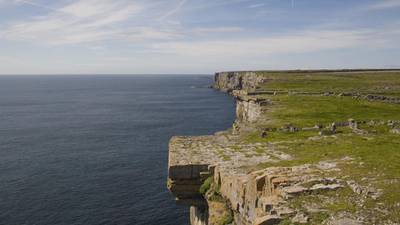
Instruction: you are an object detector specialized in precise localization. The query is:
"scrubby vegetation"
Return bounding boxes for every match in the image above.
[199,176,213,195]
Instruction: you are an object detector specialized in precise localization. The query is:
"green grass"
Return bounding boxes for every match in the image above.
[238,71,400,223]
[199,176,213,195]
[245,129,318,143]
[254,131,400,222]
[258,132,400,174]
[268,95,400,128]
[324,188,357,213]
[258,71,400,93]
[282,187,359,224]
[218,209,233,225]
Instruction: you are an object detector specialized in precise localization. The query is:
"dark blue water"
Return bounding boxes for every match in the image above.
[0,75,235,225]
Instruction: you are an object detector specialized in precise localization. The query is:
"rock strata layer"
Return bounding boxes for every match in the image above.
[167,72,338,224]
[213,71,265,93]
[167,71,396,225]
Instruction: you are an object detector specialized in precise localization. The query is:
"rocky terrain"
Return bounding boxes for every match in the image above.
[168,70,400,225]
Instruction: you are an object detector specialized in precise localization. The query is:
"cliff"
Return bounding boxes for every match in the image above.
[213,71,265,92]
[168,70,400,225]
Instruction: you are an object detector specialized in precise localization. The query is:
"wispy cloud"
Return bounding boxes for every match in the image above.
[192,27,244,34]
[13,0,60,11]
[0,0,193,45]
[123,27,183,42]
[186,0,256,11]
[0,0,144,45]
[151,27,399,57]
[159,0,187,20]
[0,0,399,74]
[248,3,265,9]
[366,0,400,11]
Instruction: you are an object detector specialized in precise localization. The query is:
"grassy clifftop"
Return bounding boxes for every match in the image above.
[167,70,400,225]
[241,70,400,223]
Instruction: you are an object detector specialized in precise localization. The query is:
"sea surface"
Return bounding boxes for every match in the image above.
[0,75,236,225]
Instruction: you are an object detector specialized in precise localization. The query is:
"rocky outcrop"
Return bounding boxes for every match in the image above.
[213,71,265,93]
[214,72,269,127]
[214,162,346,225]
[167,131,349,224]
[168,72,280,224]
[167,135,288,204]
[167,71,381,225]
[190,206,208,225]
[234,94,270,124]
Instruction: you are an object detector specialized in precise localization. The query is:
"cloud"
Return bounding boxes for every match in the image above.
[0,55,21,64]
[1,0,400,74]
[12,0,60,11]
[122,27,183,42]
[366,0,400,10]
[185,0,257,11]
[151,28,399,57]
[0,0,144,45]
[0,0,13,8]
[159,0,187,20]
[60,0,133,19]
[192,27,244,34]
[0,0,194,45]
[248,3,265,9]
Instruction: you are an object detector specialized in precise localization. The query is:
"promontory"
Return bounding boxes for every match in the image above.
[168,70,400,225]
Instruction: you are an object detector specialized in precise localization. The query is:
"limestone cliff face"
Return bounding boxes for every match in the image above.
[168,71,398,225]
[212,163,346,225]
[167,72,274,224]
[234,94,269,124]
[168,72,345,225]
[213,71,265,93]
[214,71,267,125]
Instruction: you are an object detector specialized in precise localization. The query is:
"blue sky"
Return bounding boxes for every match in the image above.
[0,0,399,74]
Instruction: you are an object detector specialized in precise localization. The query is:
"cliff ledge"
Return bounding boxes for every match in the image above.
[168,70,400,225]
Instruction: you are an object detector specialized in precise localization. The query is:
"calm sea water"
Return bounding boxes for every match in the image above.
[0,75,235,225]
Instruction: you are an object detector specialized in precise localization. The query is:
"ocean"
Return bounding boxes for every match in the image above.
[0,75,236,225]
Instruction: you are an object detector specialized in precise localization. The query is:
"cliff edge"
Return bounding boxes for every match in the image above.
[168,70,400,225]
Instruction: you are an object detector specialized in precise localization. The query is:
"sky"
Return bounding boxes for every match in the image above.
[0,0,399,74]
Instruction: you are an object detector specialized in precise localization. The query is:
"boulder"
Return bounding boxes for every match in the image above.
[390,128,400,134]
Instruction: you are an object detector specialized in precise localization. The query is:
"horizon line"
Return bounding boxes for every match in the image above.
[2,68,400,76]
[0,73,214,76]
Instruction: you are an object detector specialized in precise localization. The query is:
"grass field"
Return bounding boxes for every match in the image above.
[242,71,400,223]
